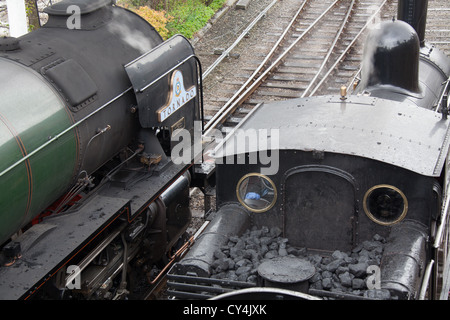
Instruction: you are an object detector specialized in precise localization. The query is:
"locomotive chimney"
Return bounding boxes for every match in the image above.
[397,0,428,47]
[360,20,420,93]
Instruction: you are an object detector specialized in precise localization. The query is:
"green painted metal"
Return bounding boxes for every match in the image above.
[0,59,78,244]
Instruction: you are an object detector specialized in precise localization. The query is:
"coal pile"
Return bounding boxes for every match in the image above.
[209,225,390,299]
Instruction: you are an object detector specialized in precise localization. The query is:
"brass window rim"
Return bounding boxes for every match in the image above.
[236,173,277,213]
[363,184,408,226]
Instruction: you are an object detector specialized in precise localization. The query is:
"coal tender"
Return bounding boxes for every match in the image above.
[168,0,450,300]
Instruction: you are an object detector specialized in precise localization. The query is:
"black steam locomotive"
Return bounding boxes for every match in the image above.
[168,0,450,300]
[0,0,204,299]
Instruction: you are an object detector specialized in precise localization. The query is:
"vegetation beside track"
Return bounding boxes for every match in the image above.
[117,0,228,39]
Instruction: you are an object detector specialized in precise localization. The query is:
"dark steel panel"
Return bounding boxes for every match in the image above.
[284,166,357,251]
[0,194,130,300]
[380,219,428,299]
[125,35,199,128]
[43,59,98,109]
[174,204,250,277]
[44,0,113,15]
[222,95,450,176]
[361,20,420,92]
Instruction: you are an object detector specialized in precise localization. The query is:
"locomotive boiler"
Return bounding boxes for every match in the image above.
[0,0,203,299]
[168,0,450,300]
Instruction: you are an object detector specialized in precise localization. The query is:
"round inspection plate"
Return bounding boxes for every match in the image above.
[257,257,315,284]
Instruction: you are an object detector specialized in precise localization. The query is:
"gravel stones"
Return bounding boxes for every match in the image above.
[209,225,387,299]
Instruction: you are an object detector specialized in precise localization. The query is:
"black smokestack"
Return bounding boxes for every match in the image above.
[397,0,428,47]
[360,20,421,93]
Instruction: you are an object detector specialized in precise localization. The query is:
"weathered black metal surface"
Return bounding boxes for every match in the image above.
[167,273,256,300]
[187,2,450,301]
[125,35,200,129]
[361,20,421,93]
[283,165,357,251]
[380,220,428,299]
[217,95,450,177]
[257,257,315,292]
[356,18,449,109]
[0,160,190,300]
[174,204,250,277]
[0,194,130,300]
[44,0,113,15]
[43,59,98,109]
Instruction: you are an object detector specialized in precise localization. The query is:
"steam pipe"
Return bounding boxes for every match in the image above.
[160,172,191,206]
[173,204,251,277]
[380,220,428,299]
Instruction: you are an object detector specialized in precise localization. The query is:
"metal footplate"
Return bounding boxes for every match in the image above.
[166,271,256,300]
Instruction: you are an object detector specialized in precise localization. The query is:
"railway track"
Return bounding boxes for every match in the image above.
[201,0,397,136]
[200,0,450,139]
[426,3,450,56]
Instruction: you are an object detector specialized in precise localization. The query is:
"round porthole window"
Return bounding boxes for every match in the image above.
[363,184,408,226]
[236,173,277,213]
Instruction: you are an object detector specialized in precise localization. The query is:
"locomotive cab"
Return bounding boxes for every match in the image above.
[171,92,449,299]
[169,95,448,300]
[169,7,450,299]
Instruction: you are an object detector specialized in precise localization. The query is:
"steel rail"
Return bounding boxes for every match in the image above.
[204,0,340,136]
[307,0,388,96]
[203,0,310,135]
[242,0,309,87]
[202,0,279,80]
[301,0,355,97]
